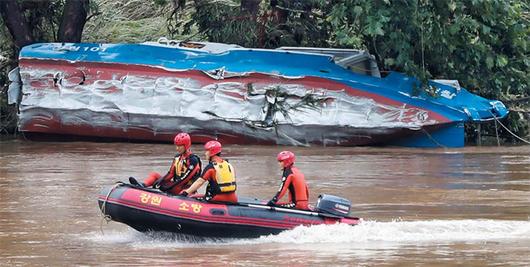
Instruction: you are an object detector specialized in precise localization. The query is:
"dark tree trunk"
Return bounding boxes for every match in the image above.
[241,0,261,16]
[0,0,34,48]
[57,0,89,43]
[270,0,287,25]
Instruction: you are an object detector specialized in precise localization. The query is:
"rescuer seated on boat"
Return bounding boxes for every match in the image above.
[180,141,238,203]
[141,133,202,195]
[267,151,310,210]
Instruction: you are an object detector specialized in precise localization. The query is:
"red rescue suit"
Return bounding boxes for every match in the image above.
[143,151,201,195]
[270,166,309,210]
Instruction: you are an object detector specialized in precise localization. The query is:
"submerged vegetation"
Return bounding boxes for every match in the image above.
[1,0,529,143]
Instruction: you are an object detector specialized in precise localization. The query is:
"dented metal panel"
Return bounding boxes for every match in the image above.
[12,41,509,147]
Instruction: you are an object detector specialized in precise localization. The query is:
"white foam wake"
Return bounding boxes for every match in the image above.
[248,219,530,244]
[86,219,530,247]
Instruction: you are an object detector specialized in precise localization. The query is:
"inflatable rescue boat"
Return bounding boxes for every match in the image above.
[98,183,360,238]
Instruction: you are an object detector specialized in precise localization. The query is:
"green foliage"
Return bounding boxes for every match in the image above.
[83,0,171,43]
[192,1,259,47]
[261,0,330,48]
[325,0,529,140]
[1,15,17,134]
[327,1,529,98]
[168,0,331,48]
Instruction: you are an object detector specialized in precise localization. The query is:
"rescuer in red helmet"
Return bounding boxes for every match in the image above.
[141,133,202,195]
[267,151,310,210]
[180,140,238,203]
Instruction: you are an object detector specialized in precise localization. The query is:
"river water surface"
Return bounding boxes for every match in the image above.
[1,140,529,266]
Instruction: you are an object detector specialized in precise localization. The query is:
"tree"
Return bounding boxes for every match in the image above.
[58,0,90,42]
[0,1,33,48]
[0,0,90,50]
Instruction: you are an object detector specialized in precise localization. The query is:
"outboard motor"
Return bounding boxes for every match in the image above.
[315,194,351,217]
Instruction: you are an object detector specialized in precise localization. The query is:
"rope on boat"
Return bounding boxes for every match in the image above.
[100,182,123,235]
[489,111,530,145]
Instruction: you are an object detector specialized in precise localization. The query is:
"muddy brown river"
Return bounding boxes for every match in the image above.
[1,140,529,266]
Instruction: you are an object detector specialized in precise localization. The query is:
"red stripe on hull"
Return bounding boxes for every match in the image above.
[19,58,451,123]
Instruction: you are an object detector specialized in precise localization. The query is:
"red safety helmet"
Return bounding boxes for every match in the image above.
[277,151,295,167]
[204,140,222,156]
[173,133,191,150]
